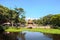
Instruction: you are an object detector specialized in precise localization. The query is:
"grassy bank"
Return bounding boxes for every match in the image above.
[5,27,60,34]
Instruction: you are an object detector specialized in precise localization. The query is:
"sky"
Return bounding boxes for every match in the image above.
[0,0,60,19]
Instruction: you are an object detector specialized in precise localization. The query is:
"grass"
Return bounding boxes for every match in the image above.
[5,27,60,34]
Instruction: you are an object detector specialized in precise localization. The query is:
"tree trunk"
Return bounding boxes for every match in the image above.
[11,21,13,27]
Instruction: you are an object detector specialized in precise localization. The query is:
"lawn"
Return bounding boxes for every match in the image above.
[5,27,60,34]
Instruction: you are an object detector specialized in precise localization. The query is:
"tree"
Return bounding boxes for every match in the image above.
[15,8,24,16]
[15,8,26,24]
[42,14,52,25]
[20,15,26,24]
[0,5,10,24]
[9,10,17,27]
[50,14,60,26]
[0,5,26,27]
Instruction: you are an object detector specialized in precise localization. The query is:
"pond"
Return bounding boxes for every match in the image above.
[18,31,60,40]
[0,31,60,40]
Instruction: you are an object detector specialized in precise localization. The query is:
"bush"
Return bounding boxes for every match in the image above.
[0,25,4,33]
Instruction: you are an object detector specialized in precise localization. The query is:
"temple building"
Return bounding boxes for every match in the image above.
[26,19,36,28]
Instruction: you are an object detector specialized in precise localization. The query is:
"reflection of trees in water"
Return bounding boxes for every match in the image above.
[52,34,60,40]
[0,32,18,40]
[0,32,26,40]
[44,33,53,38]
[0,31,60,40]
[44,33,60,40]
[18,32,26,40]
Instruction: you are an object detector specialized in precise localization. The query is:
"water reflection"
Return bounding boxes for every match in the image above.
[18,32,26,40]
[44,33,60,40]
[22,31,52,40]
[0,32,18,40]
[52,34,60,40]
[18,31,60,40]
[0,31,60,40]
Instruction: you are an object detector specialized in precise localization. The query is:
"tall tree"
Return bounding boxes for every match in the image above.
[0,5,9,24]
[50,14,60,26]
[15,8,26,24]
[9,10,17,27]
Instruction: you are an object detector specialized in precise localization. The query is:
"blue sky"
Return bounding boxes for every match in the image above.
[0,0,60,19]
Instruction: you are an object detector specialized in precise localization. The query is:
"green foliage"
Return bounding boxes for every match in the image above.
[0,5,26,25]
[35,14,60,28]
[42,14,53,25]
[50,14,60,26]
[0,5,10,24]
[14,8,26,24]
